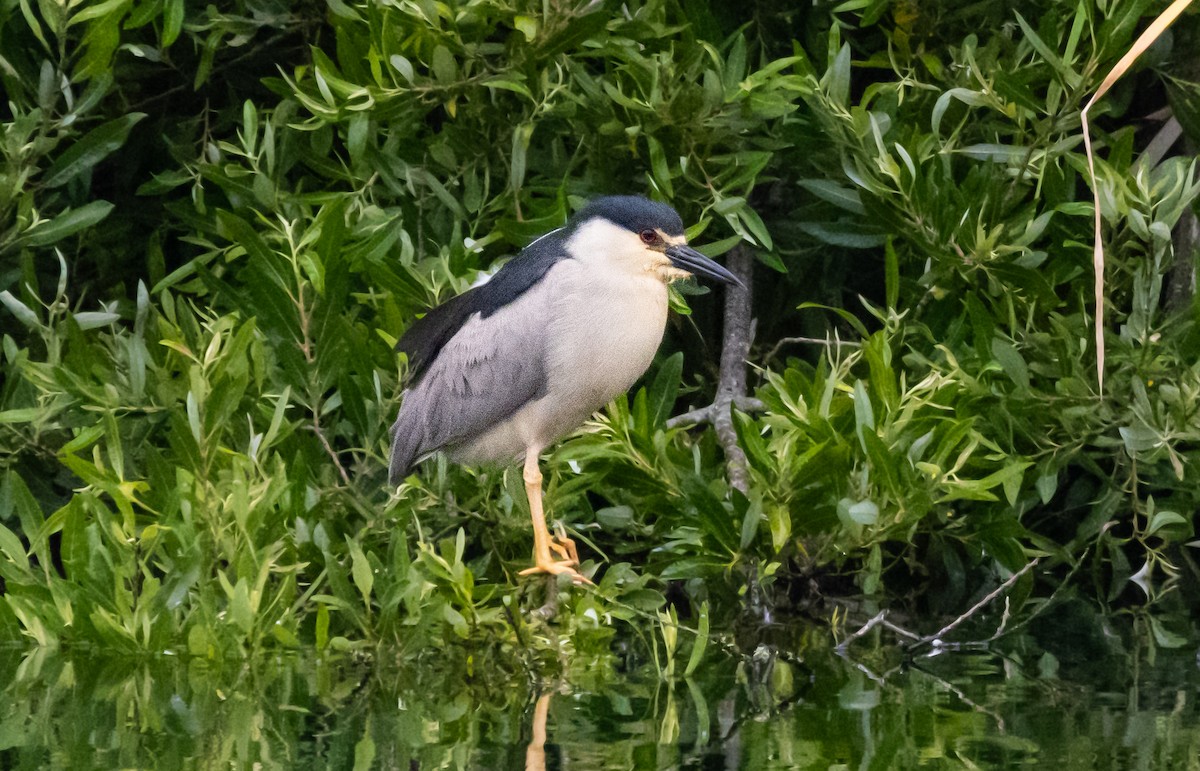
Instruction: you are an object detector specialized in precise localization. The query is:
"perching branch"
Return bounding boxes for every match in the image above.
[665,396,764,430]
[668,245,756,494]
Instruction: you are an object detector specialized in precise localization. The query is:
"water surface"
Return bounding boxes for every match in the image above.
[1,613,1196,769]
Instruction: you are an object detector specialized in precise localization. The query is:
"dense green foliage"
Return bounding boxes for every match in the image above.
[1,0,1198,658]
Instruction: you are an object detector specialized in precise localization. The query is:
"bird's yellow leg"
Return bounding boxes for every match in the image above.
[518,451,591,585]
[525,693,551,771]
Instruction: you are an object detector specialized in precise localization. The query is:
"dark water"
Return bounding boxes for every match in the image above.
[1,615,1197,769]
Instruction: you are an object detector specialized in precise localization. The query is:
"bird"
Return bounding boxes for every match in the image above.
[388,195,741,584]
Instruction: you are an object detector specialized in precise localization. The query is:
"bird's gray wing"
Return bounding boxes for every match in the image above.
[389,303,546,482]
[395,228,569,382]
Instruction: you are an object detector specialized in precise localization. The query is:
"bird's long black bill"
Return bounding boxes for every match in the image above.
[666,244,745,288]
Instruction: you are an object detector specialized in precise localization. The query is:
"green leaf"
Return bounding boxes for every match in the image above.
[510,123,533,193]
[884,238,899,310]
[852,379,874,452]
[431,45,457,83]
[1014,11,1080,89]
[659,557,727,580]
[0,408,42,423]
[162,0,183,46]
[1119,425,1160,453]
[649,352,683,427]
[513,15,538,41]
[353,721,377,771]
[960,144,1028,163]
[1148,616,1188,649]
[443,604,468,637]
[348,538,374,605]
[215,211,284,282]
[798,221,886,248]
[723,35,747,96]
[847,500,879,525]
[19,0,51,51]
[823,44,851,107]
[737,206,772,250]
[683,602,709,677]
[797,179,865,214]
[68,0,127,25]
[73,311,120,329]
[746,492,778,550]
[315,603,330,650]
[738,494,761,550]
[1146,510,1187,537]
[596,506,633,530]
[931,88,986,136]
[797,302,870,338]
[0,522,30,573]
[646,135,674,197]
[23,201,114,246]
[681,475,738,555]
[42,113,146,188]
[990,338,1030,391]
[0,291,40,328]
[390,55,414,82]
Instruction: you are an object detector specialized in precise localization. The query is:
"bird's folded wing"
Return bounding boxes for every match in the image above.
[389,304,546,481]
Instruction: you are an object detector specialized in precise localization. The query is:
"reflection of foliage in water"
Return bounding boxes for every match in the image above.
[1,615,1196,769]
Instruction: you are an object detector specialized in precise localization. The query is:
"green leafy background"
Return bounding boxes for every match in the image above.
[1,0,1199,659]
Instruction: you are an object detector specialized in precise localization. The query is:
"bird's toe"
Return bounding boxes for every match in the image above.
[519,560,593,585]
[548,526,580,565]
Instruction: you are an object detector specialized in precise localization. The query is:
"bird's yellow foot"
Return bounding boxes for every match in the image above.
[548,523,580,566]
[519,559,593,585]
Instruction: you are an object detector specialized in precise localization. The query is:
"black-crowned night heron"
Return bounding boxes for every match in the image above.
[389,195,740,584]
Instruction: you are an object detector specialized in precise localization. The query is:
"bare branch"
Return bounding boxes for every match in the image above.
[309,422,352,486]
[765,334,861,364]
[834,610,888,652]
[912,559,1039,649]
[713,245,754,494]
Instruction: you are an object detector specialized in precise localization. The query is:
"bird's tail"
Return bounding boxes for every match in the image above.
[387,408,424,485]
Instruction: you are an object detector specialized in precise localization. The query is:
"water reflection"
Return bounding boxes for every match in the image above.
[525,693,549,771]
[0,617,1196,769]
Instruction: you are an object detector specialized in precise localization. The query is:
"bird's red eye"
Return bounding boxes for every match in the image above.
[640,229,658,244]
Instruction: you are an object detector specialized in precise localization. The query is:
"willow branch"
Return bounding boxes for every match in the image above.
[666,244,756,492]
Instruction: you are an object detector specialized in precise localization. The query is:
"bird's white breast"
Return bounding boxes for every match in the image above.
[545,259,668,409]
[449,218,673,462]
[526,219,672,447]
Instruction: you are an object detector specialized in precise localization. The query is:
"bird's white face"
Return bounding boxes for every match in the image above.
[565,218,692,284]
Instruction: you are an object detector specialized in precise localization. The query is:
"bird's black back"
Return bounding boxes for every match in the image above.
[395,228,569,384]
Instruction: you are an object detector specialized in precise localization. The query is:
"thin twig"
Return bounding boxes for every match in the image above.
[765,335,861,364]
[984,548,1089,642]
[309,422,351,486]
[837,560,1040,653]
[881,618,922,641]
[910,661,1007,731]
[295,283,352,486]
[834,610,888,651]
[911,559,1040,649]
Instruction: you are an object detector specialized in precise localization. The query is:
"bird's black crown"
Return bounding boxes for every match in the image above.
[572,195,685,237]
